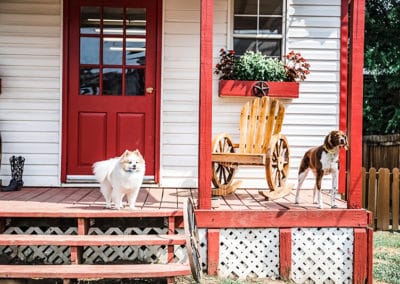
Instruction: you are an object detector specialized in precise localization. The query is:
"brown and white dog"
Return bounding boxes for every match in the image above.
[295,130,349,208]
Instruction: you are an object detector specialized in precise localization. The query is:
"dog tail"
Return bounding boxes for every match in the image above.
[92,159,115,183]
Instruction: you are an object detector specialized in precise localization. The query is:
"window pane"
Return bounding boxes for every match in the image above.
[80,6,100,34]
[103,68,122,95]
[126,68,145,96]
[234,0,257,14]
[103,38,122,65]
[260,0,282,15]
[103,7,123,35]
[259,17,282,34]
[80,68,99,95]
[126,38,146,65]
[80,37,99,64]
[234,38,281,57]
[234,16,257,34]
[257,40,281,57]
[126,8,146,35]
[234,38,257,55]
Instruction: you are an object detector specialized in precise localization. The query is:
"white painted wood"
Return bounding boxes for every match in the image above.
[0,0,62,186]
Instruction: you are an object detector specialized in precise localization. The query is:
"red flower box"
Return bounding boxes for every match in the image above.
[218,80,299,99]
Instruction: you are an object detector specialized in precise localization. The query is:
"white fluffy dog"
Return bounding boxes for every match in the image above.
[93,149,145,210]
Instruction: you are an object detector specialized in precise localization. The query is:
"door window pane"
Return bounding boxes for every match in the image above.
[126,8,146,35]
[103,38,123,65]
[80,37,100,64]
[126,38,146,65]
[80,68,100,95]
[79,6,148,96]
[103,68,122,95]
[80,6,100,34]
[103,7,123,35]
[126,68,145,96]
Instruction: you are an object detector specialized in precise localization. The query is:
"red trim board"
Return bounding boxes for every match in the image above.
[198,0,213,209]
[339,0,349,195]
[347,0,365,209]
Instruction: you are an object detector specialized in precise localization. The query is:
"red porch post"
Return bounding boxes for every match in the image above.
[339,0,348,194]
[347,0,365,209]
[198,0,213,209]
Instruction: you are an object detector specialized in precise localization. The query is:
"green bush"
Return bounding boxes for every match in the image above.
[233,51,287,82]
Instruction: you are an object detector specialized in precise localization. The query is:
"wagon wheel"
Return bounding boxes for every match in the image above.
[266,134,290,191]
[252,81,270,97]
[211,133,238,195]
[183,197,202,282]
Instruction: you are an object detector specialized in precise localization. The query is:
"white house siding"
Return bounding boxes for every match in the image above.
[161,0,201,187]
[0,0,62,186]
[161,0,341,188]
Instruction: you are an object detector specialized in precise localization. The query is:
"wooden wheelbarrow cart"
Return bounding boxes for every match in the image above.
[211,96,293,199]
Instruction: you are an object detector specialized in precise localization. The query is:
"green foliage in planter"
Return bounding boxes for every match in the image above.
[233,51,287,82]
[215,49,310,82]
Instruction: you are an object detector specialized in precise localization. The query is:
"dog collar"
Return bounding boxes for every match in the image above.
[323,145,337,154]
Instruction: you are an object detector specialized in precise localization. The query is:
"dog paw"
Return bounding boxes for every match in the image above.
[128,206,137,210]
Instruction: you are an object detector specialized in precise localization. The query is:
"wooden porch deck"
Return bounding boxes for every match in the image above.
[0,186,346,217]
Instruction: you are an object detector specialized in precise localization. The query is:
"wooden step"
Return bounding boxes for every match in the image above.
[0,234,186,246]
[0,264,191,279]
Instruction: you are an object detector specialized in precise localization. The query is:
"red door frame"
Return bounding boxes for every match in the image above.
[61,0,162,183]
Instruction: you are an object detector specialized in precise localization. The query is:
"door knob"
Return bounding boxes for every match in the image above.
[146,87,154,94]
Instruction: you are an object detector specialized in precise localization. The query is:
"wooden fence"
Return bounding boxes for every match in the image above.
[362,167,399,231]
[363,134,400,169]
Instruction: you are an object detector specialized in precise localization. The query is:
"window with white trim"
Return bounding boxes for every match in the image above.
[232,0,285,58]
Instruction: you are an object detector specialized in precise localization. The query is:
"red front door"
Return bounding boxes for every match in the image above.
[66,0,157,179]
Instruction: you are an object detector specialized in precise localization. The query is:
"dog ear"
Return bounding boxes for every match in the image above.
[324,133,332,147]
[120,150,130,159]
[134,149,145,162]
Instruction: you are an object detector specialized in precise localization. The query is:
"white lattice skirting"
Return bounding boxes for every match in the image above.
[218,228,354,283]
[0,226,207,270]
[219,228,280,279]
[292,228,353,284]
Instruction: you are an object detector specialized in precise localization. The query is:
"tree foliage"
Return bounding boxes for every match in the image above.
[363,0,400,135]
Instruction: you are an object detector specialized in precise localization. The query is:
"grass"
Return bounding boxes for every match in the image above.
[374,231,400,284]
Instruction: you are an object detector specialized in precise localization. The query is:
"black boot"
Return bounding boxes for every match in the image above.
[2,156,24,192]
[15,156,25,189]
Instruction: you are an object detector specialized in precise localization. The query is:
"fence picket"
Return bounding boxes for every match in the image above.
[392,168,399,231]
[367,168,376,219]
[377,168,390,230]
